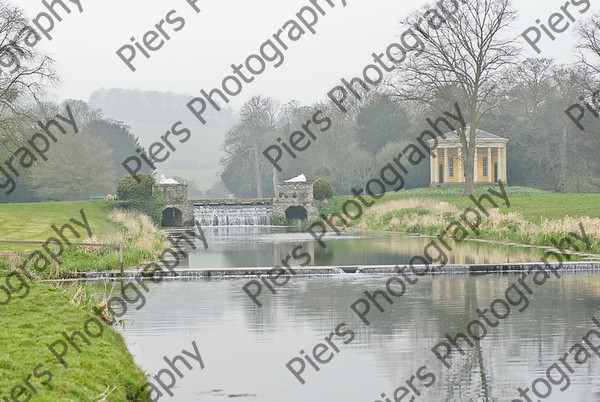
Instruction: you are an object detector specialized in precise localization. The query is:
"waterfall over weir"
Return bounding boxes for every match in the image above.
[194,205,273,226]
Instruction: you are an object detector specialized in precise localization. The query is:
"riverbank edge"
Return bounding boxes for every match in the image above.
[0,280,150,401]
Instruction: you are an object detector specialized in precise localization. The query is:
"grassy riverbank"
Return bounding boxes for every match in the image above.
[0,280,149,401]
[0,200,165,400]
[323,186,600,255]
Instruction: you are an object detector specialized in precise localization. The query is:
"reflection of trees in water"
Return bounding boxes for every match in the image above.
[207,228,317,268]
[366,235,549,264]
[236,273,600,399]
[314,247,334,266]
[441,280,491,400]
[199,227,550,270]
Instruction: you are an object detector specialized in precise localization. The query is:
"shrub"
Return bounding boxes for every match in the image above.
[313,178,334,200]
[114,175,166,224]
[117,174,155,200]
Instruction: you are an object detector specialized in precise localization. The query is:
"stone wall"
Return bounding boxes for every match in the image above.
[273,181,318,222]
[153,183,188,201]
[278,182,314,202]
[272,201,319,222]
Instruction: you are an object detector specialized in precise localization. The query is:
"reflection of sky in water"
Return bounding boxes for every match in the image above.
[182,227,553,269]
[100,274,600,401]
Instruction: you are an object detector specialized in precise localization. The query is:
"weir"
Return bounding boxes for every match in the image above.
[71,261,600,280]
[194,204,273,226]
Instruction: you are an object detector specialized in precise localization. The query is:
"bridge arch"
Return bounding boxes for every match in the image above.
[285,205,308,221]
[162,207,184,228]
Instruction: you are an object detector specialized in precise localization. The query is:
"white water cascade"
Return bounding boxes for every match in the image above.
[194,205,273,226]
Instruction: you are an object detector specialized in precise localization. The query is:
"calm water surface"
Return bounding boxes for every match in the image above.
[98,228,600,401]
[179,226,552,269]
[104,275,600,401]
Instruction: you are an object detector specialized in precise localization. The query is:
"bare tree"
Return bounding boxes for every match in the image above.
[274,100,304,196]
[241,96,279,198]
[576,14,600,69]
[221,96,279,198]
[506,58,554,120]
[389,0,519,195]
[0,1,57,148]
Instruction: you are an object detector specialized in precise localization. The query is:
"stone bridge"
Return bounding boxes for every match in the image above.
[273,181,319,222]
[154,182,319,228]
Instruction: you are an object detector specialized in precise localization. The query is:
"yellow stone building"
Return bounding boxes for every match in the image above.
[429,127,508,186]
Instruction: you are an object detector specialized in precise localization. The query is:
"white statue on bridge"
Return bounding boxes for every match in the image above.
[285,174,307,183]
[159,175,179,184]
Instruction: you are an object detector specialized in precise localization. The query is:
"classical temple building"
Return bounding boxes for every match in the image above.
[429,127,508,186]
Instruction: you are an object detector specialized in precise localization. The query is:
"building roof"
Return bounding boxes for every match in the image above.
[428,126,508,143]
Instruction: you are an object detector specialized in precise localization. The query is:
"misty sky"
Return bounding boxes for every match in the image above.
[16,0,600,110]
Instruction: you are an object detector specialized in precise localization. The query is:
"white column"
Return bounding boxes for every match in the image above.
[473,148,478,183]
[430,150,435,184]
[443,148,448,183]
[433,149,439,183]
[487,147,492,182]
[502,147,507,182]
[497,148,502,183]
[458,147,464,183]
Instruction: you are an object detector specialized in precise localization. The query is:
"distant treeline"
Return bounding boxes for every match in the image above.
[0,101,152,203]
[221,59,600,198]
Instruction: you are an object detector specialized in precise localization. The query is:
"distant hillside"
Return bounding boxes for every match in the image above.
[90,89,236,191]
[126,121,225,191]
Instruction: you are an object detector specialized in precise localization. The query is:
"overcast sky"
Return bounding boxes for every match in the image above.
[16,0,600,109]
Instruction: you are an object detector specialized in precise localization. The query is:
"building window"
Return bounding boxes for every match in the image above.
[448,157,454,178]
[483,156,489,177]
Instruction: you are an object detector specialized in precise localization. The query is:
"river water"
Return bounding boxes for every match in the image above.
[177,226,553,269]
[97,227,600,401]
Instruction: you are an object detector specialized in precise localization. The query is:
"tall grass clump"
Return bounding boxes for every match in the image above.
[54,209,166,274]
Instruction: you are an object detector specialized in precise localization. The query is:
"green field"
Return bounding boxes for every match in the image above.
[0,200,164,274]
[324,186,600,222]
[0,201,115,246]
[0,201,164,400]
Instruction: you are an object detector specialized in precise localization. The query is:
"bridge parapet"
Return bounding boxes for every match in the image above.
[191,198,273,206]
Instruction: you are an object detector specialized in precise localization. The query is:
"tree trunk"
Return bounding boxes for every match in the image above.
[559,125,567,191]
[272,165,279,198]
[463,120,478,197]
[252,136,263,198]
[463,147,474,197]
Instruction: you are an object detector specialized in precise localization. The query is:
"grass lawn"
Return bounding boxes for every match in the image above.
[0,201,115,252]
[323,186,600,223]
[0,280,149,401]
[0,201,165,274]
